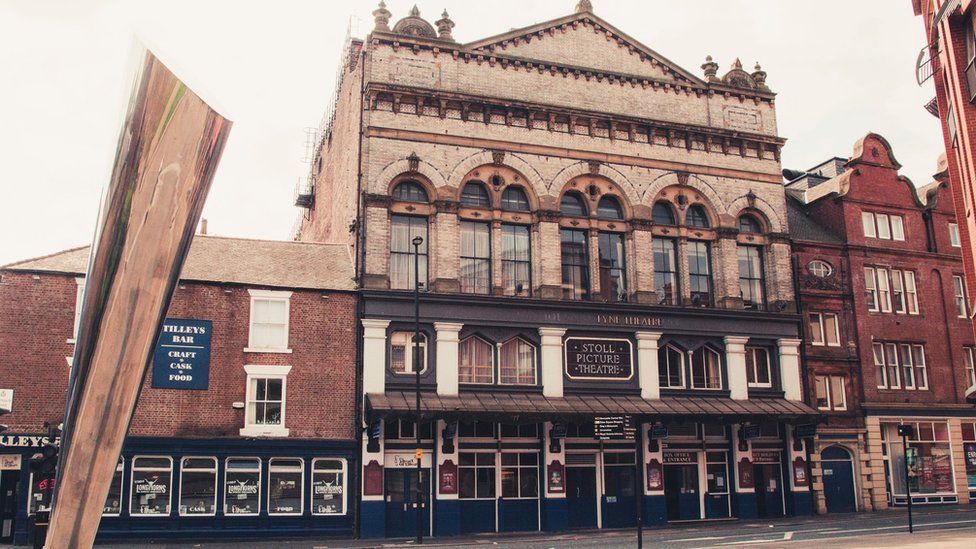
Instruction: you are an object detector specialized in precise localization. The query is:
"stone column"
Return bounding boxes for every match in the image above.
[778,338,802,401]
[539,327,567,398]
[435,322,463,396]
[434,419,460,535]
[636,332,663,400]
[542,421,568,531]
[863,417,890,511]
[948,418,970,506]
[362,319,391,395]
[724,336,750,400]
[536,217,562,299]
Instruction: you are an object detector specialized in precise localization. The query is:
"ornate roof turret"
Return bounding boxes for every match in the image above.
[752,62,768,90]
[701,55,719,82]
[393,4,438,38]
[721,57,764,90]
[576,0,593,13]
[372,1,392,32]
[435,9,456,42]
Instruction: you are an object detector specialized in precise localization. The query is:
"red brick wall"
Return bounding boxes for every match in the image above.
[0,271,358,441]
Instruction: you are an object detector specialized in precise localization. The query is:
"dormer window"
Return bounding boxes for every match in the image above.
[501,186,530,212]
[560,192,587,217]
[461,181,491,208]
[652,201,676,225]
[596,196,623,220]
[392,181,429,203]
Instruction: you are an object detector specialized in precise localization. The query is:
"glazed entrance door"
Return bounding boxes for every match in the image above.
[0,470,18,543]
[664,465,700,521]
[385,469,429,538]
[566,466,598,529]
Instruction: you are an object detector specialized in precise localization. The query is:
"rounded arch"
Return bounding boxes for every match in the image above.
[557,174,635,220]
[727,194,786,233]
[448,151,547,199]
[559,191,588,217]
[460,180,491,208]
[737,211,765,234]
[821,445,853,461]
[597,195,625,220]
[387,172,437,203]
[652,200,678,225]
[650,184,721,228]
[644,172,724,211]
[549,161,639,205]
[376,157,448,194]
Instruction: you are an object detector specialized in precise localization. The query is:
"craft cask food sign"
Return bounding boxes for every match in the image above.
[564,337,633,380]
[151,318,212,390]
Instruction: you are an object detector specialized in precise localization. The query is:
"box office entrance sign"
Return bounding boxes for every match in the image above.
[151,318,212,390]
[564,337,633,380]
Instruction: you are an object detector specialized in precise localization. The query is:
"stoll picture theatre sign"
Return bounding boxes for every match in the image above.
[564,337,633,380]
[151,318,212,390]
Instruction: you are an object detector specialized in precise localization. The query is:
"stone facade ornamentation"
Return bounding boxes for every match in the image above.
[373,1,392,32]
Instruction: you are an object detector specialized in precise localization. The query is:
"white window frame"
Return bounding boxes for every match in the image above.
[745,346,772,388]
[311,458,348,516]
[950,223,961,247]
[240,364,292,437]
[876,268,892,313]
[809,312,841,347]
[690,346,723,390]
[890,215,905,241]
[965,347,976,389]
[69,277,85,344]
[903,271,919,314]
[129,456,173,517]
[224,457,262,516]
[458,335,495,385]
[873,342,887,388]
[808,260,833,278]
[865,267,879,312]
[390,331,428,375]
[815,375,847,411]
[500,451,540,500]
[178,456,218,517]
[899,344,917,390]
[245,289,292,353]
[659,345,686,389]
[862,212,877,238]
[268,457,304,516]
[876,213,891,240]
[498,338,537,386]
[953,275,968,318]
[914,344,929,390]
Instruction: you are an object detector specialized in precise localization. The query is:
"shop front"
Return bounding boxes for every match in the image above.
[875,418,965,506]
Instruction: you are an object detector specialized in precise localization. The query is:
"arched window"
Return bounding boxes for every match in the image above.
[596,196,624,220]
[560,192,587,217]
[460,181,491,208]
[459,337,494,384]
[499,338,536,385]
[652,201,677,225]
[691,347,722,389]
[658,345,685,389]
[501,186,530,212]
[808,260,833,278]
[738,214,762,234]
[390,332,427,374]
[686,205,710,228]
[392,181,429,203]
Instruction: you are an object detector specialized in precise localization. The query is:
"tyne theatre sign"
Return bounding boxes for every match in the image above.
[564,337,633,380]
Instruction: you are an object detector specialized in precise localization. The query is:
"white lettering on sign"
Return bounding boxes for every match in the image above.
[1,454,22,470]
[0,436,50,448]
[564,338,634,380]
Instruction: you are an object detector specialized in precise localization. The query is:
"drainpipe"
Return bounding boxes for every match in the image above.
[353,44,368,540]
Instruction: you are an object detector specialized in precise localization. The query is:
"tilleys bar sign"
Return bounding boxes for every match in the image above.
[564,337,633,380]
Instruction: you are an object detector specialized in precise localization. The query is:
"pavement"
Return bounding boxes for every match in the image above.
[3,505,974,548]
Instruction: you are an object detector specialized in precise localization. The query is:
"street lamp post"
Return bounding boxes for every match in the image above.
[412,235,424,545]
[897,424,915,534]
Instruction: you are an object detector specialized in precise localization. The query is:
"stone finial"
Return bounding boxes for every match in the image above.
[409,4,421,16]
[701,55,719,82]
[752,62,768,89]
[731,57,743,70]
[576,0,593,13]
[372,0,392,32]
[436,9,456,41]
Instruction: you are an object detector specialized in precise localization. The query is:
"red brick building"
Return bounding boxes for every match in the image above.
[787,133,976,515]
[0,236,358,544]
[914,0,976,346]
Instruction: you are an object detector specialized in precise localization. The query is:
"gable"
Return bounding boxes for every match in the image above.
[467,14,702,85]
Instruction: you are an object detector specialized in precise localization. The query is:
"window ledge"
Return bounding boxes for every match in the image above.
[244,347,293,354]
[66,338,76,345]
[239,426,289,438]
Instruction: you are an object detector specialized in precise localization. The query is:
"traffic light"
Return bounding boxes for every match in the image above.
[366,420,382,453]
[29,423,62,475]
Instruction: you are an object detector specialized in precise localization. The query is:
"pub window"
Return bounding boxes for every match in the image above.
[602,452,636,500]
[687,240,712,307]
[666,422,698,438]
[242,364,290,437]
[965,347,976,389]
[385,420,434,440]
[459,453,496,499]
[598,232,626,302]
[738,214,762,234]
[390,331,427,375]
[564,422,595,438]
[28,472,53,515]
[703,424,727,438]
[653,238,679,305]
[500,423,540,438]
[247,289,291,352]
[737,245,764,309]
[658,345,685,389]
[745,347,771,388]
[560,192,587,217]
[392,180,429,203]
[560,229,590,300]
[501,453,539,498]
[501,186,530,212]
[690,347,722,390]
[459,336,494,384]
[809,312,840,347]
[311,458,347,515]
[458,421,496,438]
[103,458,124,516]
[685,205,710,228]
[815,376,847,411]
[501,224,531,296]
[757,421,779,438]
[224,457,261,516]
[652,201,676,225]
[460,181,491,208]
[596,195,624,220]
[949,223,961,248]
[268,458,304,515]
[130,456,172,516]
[460,221,491,294]
[953,275,968,318]
[499,338,536,385]
[390,215,428,291]
[179,457,217,516]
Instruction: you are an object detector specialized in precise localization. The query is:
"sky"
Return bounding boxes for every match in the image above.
[0,0,943,266]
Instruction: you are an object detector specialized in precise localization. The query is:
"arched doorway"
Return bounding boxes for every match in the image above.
[821,446,857,513]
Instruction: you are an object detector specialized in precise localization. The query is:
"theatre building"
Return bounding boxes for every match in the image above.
[298,1,819,537]
[0,236,358,544]
[787,134,976,514]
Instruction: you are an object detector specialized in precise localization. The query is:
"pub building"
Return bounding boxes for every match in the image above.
[0,235,358,544]
[295,1,820,537]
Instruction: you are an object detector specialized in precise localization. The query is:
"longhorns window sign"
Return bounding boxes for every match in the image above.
[564,337,634,380]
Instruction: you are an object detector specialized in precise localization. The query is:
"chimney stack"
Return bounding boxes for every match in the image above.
[200,218,208,235]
